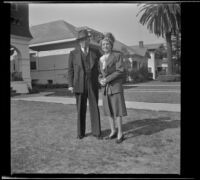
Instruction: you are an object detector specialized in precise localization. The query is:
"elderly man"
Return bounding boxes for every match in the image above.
[68,29,102,140]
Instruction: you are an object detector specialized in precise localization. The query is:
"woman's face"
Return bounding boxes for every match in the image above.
[102,40,112,53]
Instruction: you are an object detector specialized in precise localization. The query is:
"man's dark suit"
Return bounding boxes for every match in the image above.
[68,46,101,137]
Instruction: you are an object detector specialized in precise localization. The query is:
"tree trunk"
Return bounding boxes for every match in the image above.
[165,32,173,75]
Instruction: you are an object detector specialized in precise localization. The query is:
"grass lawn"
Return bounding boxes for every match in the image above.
[124,80,180,86]
[123,91,180,104]
[11,100,180,174]
[41,87,180,104]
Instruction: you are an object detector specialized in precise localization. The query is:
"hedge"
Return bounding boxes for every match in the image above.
[32,84,69,89]
[157,74,181,82]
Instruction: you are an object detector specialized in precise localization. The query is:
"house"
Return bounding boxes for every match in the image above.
[29,20,79,85]
[130,41,166,79]
[29,20,136,85]
[11,3,33,93]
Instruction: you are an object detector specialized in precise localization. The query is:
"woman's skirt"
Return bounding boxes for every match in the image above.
[102,92,127,117]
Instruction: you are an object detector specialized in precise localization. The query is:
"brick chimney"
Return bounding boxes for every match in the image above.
[139,41,144,48]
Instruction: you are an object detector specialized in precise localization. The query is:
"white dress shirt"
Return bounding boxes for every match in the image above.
[100,53,110,70]
[81,47,89,55]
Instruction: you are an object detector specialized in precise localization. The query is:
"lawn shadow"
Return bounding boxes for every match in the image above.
[122,117,180,139]
[101,117,180,139]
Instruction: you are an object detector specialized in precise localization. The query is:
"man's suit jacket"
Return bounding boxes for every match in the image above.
[99,52,125,95]
[68,47,101,93]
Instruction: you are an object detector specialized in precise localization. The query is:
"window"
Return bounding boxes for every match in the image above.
[30,53,36,58]
[30,61,37,70]
[132,61,137,69]
[48,80,53,84]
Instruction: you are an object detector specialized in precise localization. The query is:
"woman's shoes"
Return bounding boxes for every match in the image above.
[115,135,124,144]
[77,135,84,139]
[105,131,117,140]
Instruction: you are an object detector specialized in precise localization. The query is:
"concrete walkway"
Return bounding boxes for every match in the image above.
[124,81,180,86]
[12,95,180,112]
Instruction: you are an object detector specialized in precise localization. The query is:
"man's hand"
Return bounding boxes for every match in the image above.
[68,87,74,93]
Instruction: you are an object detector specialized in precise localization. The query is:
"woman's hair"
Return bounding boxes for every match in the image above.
[100,32,115,49]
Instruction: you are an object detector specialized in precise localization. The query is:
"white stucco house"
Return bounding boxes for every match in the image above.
[130,41,167,79]
[11,3,33,94]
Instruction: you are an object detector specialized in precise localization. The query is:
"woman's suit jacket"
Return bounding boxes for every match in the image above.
[99,52,125,95]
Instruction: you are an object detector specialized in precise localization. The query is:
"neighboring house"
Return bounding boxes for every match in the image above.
[130,41,166,79]
[29,20,136,85]
[29,20,78,85]
[11,3,33,93]
[123,41,150,81]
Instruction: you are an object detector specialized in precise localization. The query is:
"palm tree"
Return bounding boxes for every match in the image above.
[137,3,181,75]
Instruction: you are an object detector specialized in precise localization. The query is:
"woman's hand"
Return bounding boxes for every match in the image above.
[100,78,107,86]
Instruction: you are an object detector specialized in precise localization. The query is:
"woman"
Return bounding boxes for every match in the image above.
[99,32,127,144]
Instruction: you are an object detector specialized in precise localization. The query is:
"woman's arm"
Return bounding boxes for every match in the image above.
[105,53,124,83]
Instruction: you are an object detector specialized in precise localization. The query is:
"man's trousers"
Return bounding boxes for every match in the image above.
[75,79,101,137]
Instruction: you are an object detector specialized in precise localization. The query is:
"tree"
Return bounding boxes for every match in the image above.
[155,44,167,59]
[172,32,181,74]
[137,3,181,75]
[121,46,129,57]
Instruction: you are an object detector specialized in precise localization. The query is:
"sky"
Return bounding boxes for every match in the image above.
[29,3,165,46]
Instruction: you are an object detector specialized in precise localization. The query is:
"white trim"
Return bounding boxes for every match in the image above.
[36,47,75,57]
[29,38,77,47]
[11,34,32,41]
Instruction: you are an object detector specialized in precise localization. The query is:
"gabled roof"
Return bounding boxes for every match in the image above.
[129,43,164,57]
[114,40,136,55]
[78,26,135,54]
[144,43,164,50]
[129,46,148,57]
[29,20,137,55]
[30,20,78,45]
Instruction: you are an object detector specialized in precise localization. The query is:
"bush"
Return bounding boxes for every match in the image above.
[28,87,40,94]
[11,72,23,81]
[128,66,153,83]
[157,74,181,82]
[32,84,69,89]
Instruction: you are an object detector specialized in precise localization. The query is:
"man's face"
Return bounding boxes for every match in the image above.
[79,37,90,48]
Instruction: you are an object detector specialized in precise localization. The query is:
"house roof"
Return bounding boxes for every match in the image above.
[144,43,164,50]
[29,20,137,55]
[129,43,164,57]
[78,26,135,54]
[130,43,163,51]
[129,46,148,57]
[114,40,136,55]
[30,20,78,45]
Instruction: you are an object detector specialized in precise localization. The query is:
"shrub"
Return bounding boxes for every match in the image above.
[128,66,153,83]
[157,74,181,82]
[32,83,69,89]
[11,72,23,81]
[28,87,40,94]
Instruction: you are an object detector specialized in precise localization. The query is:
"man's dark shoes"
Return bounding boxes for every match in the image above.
[115,135,124,144]
[105,131,117,140]
[77,135,84,139]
